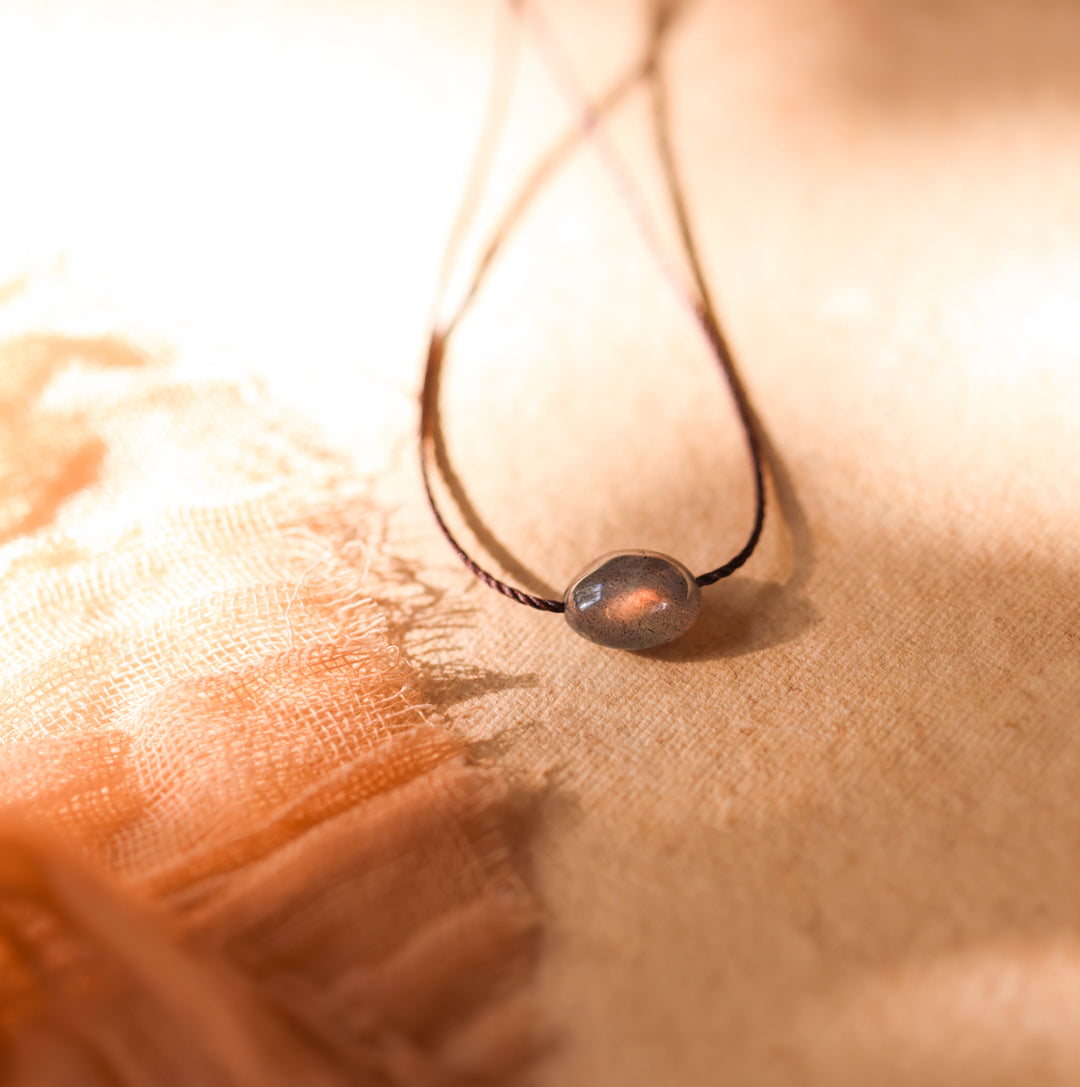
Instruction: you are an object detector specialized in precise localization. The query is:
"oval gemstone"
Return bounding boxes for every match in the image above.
[563,550,702,650]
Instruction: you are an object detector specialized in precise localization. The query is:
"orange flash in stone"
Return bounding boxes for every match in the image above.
[563,551,702,650]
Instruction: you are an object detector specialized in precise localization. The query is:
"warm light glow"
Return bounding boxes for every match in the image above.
[603,585,667,623]
[790,939,1080,1081]
[0,0,488,486]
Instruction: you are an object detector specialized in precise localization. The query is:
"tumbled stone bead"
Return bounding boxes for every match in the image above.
[563,550,702,650]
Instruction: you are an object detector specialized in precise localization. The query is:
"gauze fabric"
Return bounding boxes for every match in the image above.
[0,335,538,1086]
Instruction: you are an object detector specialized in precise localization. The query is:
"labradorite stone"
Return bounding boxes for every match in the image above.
[563,550,702,650]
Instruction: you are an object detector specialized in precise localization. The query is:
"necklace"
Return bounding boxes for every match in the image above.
[420,1,766,652]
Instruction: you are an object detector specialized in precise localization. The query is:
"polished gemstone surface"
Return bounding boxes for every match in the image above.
[563,550,702,650]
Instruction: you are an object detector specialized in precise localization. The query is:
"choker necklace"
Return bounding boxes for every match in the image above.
[420,1,766,652]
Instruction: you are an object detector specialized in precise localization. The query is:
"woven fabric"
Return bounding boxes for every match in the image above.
[0,336,538,1085]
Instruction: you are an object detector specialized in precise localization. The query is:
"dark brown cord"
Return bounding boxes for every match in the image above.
[420,0,766,609]
[420,332,565,611]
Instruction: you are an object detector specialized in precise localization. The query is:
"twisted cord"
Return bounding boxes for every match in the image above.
[691,304,766,588]
[420,334,565,612]
[421,1,766,609]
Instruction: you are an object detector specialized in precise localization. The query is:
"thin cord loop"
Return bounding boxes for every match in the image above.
[421,0,766,609]
[420,333,566,612]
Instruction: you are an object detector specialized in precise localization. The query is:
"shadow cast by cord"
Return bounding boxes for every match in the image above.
[645,576,819,663]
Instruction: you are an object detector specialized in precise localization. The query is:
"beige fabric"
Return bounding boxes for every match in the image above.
[418,2,1080,1083]
[3,0,1080,1084]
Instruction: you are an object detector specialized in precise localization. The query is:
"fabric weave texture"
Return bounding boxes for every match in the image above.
[0,336,538,1086]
